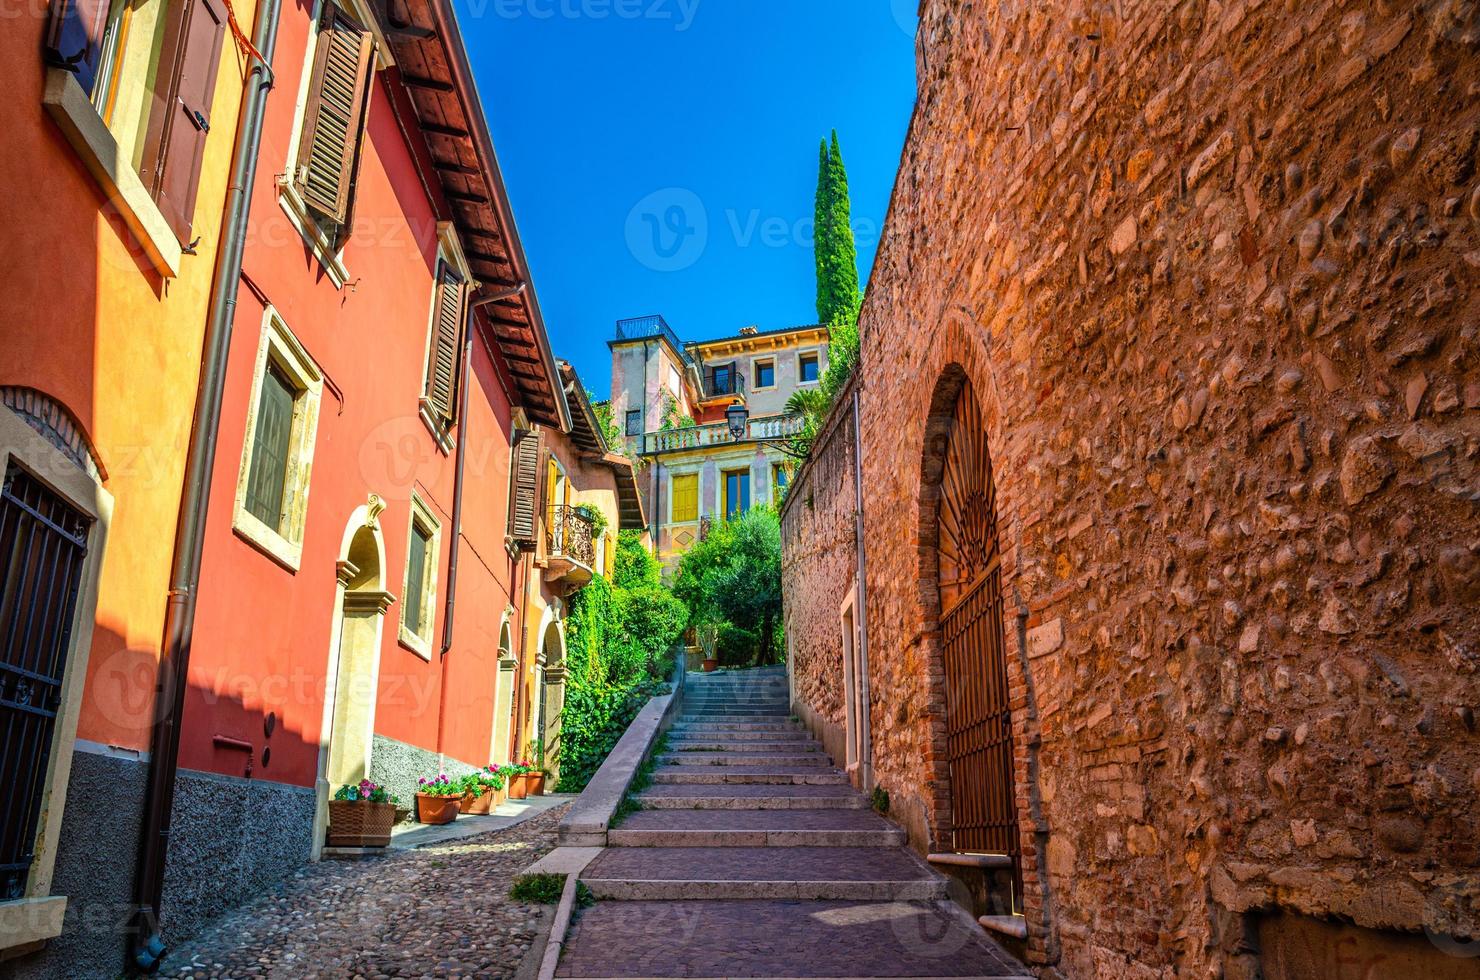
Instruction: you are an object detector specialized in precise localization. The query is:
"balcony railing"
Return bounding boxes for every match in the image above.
[700,369,745,401]
[545,505,595,568]
[614,315,692,366]
[641,413,804,455]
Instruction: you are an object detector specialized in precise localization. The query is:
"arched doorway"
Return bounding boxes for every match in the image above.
[312,499,394,857]
[930,373,1020,901]
[538,620,565,778]
[491,615,516,765]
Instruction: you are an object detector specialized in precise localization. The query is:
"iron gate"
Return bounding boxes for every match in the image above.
[0,463,90,900]
[935,377,1021,907]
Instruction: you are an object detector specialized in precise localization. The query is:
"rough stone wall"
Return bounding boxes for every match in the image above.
[792,1,1480,975]
[780,379,860,785]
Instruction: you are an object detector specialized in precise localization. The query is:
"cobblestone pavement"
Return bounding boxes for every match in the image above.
[162,803,570,979]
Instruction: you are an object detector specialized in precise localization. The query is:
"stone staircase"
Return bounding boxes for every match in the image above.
[556,666,1028,978]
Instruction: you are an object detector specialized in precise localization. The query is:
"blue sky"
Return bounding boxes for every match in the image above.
[457,0,920,397]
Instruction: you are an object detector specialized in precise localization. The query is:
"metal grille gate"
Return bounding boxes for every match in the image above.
[0,463,90,900]
[935,378,1021,907]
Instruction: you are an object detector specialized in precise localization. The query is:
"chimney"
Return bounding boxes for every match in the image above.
[739,325,759,336]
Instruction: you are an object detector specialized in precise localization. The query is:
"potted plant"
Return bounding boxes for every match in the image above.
[524,742,548,796]
[697,620,720,673]
[415,774,462,825]
[459,767,506,814]
[327,779,399,848]
[500,763,527,800]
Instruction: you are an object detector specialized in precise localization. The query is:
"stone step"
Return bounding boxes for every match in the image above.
[680,709,791,718]
[682,701,790,710]
[657,752,830,767]
[607,808,908,848]
[666,732,813,745]
[651,767,848,786]
[554,899,1028,978]
[671,720,799,732]
[637,784,867,810]
[580,846,946,901]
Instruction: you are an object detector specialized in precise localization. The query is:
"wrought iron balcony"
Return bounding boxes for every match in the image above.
[544,504,596,586]
[700,368,745,401]
[614,315,692,366]
[641,413,804,455]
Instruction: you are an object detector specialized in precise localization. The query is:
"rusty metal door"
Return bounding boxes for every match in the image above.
[935,380,1020,900]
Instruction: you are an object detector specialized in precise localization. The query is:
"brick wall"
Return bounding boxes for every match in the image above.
[785,0,1479,975]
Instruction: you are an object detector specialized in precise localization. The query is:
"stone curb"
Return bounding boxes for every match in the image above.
[556,659,686,846]
[534,872,579,980]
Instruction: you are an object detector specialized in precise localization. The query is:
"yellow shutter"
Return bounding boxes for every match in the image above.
[672,473,698,523]
[604,533,616,575]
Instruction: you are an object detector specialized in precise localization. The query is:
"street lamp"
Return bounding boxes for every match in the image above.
[725,399,748,439]
[724,398,810,459]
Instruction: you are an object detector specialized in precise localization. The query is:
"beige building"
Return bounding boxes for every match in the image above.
[607,315,824,565]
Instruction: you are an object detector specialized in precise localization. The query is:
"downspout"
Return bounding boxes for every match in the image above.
[443,281,527,655]
[851,385,873,783]
[436,283,526,760]
[131,1,280,971]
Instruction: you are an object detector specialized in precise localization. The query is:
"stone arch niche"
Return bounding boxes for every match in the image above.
[537,619,566,777]
[312,497,394,857]
[916,363,1022,914]
[491,612,517,765]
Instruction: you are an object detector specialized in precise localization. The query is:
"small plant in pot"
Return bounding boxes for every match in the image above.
[498,763,527,800]
[697,620,720,673]
[327,779,399,848]
[415,774,462,825]
[459,767,507,814]
[524,741,549,796]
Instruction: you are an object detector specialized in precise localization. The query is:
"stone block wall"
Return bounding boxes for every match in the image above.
[786,0,1480,975]
[780,378,860,786]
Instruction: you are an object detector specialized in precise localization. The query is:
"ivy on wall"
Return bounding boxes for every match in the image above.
[556,532,686,792]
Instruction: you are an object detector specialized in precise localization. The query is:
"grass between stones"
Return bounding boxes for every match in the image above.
[510,872,595,908]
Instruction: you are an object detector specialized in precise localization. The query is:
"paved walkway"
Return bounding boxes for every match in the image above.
[557,667,1027,978]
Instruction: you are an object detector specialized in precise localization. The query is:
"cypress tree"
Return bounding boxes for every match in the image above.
[814,130,861,327]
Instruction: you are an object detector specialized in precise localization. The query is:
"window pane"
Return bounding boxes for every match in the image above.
[755,361,774,387]
[800,355,819,383]
[625,409,642,436]
[405,525,430,635]
[245,362,296,533]
[725,470,750,519]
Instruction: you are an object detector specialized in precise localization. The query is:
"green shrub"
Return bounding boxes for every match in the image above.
[673,508,783,664]
[870,786,890,814]
[717,622,760,667]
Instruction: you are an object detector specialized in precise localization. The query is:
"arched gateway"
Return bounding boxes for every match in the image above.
[931,374,1021,903]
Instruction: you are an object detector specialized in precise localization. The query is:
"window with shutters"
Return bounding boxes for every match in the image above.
[671,473,699,524]
[506,429,543,551]
[233,308,323,572]
[398,493,441,660]
[278,0,378,288]
[42,0,228,274]
[419,224,473,451]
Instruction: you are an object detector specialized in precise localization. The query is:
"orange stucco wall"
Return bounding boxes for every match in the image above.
[0,4,255,752]
[179,5,524,788]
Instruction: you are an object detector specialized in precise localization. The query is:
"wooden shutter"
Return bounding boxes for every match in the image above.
[44,0,112,95]
[507,430,543,548]
[294,2,375,224]
[136,0,227,243]
[672,473,698,523]
[425,261,466,422]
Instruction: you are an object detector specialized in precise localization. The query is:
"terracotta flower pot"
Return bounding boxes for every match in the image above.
[462,785,504,814]
[415,792,460,825]
[326,800,396,848]
[507,773,528,800]
[702,658,719,672]
[526,772,545,796]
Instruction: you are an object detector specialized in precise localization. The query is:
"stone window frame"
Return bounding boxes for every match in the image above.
[397,491,442,661]
[751,355,777,391]
[231,306,323,573]
[0,406,112,953]
[416,221,473,455]
[668,468,701,525]
[276,0,395,289]
[795,347,822,387]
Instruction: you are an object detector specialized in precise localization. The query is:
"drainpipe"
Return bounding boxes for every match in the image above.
[443,282,527,656]
[850,386,873,782]
[131,1,280,971]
